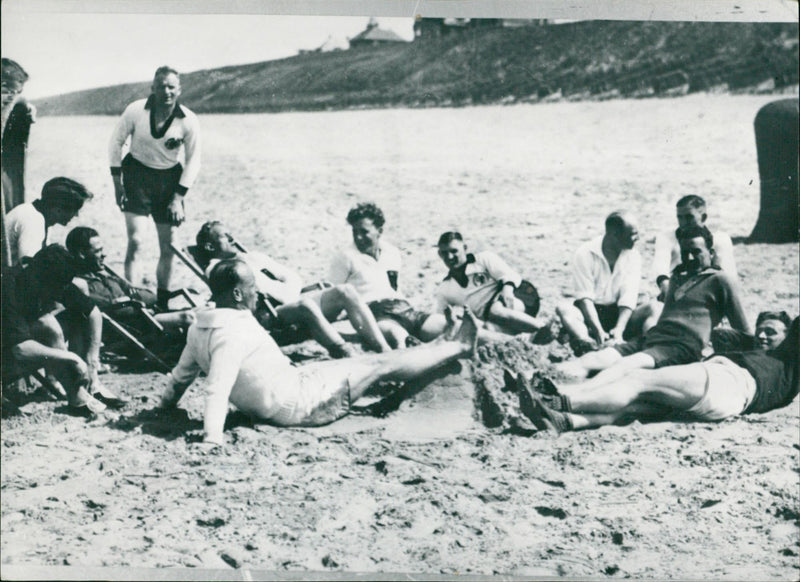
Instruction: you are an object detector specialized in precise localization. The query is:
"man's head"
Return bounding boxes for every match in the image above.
[1,58,28,112]
[65,227,105,273]
[346,202,385,256]
[755,310,792,350]
[151,66,181,109]
[605,211,639,250]
[28,245,78,300]
[677,225,714,274]
[675,195,707,230]
[196,221,236,261]
[208,258,257,312]
[39,177,93,226]
[437,231,468,270]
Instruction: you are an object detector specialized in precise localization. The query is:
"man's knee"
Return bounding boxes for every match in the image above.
[297,297,322,319]
[335,283,361,305]
[32,314,66,347]
[127,232,146,253]
[556,300,577,321]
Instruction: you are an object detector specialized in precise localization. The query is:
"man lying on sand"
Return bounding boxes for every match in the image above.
[556,224,750,386]
[556,211,658,355]
[196,220,391,357]
[516,313,798,433]
[434,230,546,336]
[2,245,127,416]
[159,259,479,445]
[328,202,450,347]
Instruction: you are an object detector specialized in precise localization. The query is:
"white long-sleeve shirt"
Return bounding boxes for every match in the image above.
[108,97,201,191]
[164,307,300,443]
[572,236,641,310]
[328,241,402,303]
[5,202,47,265]
[652,226,737,281]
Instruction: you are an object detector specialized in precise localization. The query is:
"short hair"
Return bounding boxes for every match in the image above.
[676,195,706,210]
[153,66,180,81]
[437,231,463,246]
[604,211,628,235]
[756,310,792,329]
[196,220,224,248]
[1,58,29,85]
[30,244,77,286]
[208,258,248,298]
[346,202,385,228]
[677,224,714,250]
[65,226,99,255]
[40,177,93,211]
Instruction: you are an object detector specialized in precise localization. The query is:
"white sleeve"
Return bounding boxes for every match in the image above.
[572,248,596,301]
[108,103,135,167]
[651,231,672,281]
[203,332,247,444]
[713,233,738,278]
[617,251,641,310]
[328,251,351,285]
[12,215,46,264]
[481,252,522,287]
[178,112,201,190]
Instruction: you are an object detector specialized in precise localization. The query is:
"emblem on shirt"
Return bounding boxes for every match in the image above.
[472,273,487,286]
[164,137,184,150]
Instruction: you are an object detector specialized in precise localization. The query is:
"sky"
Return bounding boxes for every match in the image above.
[2,0,793,99]
[1,10,414,99]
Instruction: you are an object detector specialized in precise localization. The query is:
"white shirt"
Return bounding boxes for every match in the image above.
[165,307,300,443]
[207,251,303,306]
[652,227,737,280]
[435,251,522,316]
[5,202,47,265]
[108,98,202,190]
[572,236,641,310]
[328,241,402,303]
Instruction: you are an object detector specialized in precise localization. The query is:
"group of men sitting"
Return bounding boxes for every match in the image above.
[3,179,797,444]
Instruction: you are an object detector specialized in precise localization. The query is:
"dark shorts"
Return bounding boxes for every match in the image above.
[368,298,431,338]
[613,328,702,368]
[121,154,183,224]
[578,302,619,333]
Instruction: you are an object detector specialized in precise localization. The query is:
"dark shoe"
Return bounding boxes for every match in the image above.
[93,392,129,410]
[529,371,560,396]
[539,393,572,412]
[67,395,106,419]
[519,392,572,434]
[328,343,357,359]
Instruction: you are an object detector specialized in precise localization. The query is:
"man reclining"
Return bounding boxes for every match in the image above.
[517,312,797,433]
[158,259,479,445]
[195,220,392,357]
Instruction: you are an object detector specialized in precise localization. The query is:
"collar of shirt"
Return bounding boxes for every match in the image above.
[444,253,477,287]
[144,94,187,118]
[194,306,255,329]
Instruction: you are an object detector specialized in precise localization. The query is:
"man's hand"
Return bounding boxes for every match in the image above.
[499,284,516,308]
[168,194,185,226]
[112,175,126,209]
[657,279,670,303]
[589,325,609,345]
[608,326,626,345]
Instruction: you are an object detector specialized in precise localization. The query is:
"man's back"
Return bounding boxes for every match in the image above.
[5,202,45,265]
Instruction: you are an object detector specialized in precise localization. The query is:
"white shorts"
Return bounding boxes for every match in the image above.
[268,365,352,427]
[685,356,757,421]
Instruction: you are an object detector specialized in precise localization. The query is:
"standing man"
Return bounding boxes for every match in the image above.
[109,65,201,310]
[2,57,35,212]
[556,211,656,354]
[434,231,544,336]
[652,195,737,301]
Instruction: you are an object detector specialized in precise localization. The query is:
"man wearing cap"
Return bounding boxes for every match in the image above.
[5,176,93,266]
[435,231,544,336]
[109,65,201,310]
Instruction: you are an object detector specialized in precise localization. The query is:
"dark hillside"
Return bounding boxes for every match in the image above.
[36,21,798,115]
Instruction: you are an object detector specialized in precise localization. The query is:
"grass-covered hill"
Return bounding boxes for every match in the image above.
[36,21,798,115]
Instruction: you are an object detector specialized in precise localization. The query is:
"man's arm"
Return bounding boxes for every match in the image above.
[719,273,751,335]
[575,298,608,344]
[713,233,738,278]
[481,252,522,307]
[108,104,135,208]
[327,251,351,286]
[159,341,201,408]
[613,251,641,340]
[13,216,46,264]
[651,231,673,300]
[202,337,248,445]
[572,248,607,343]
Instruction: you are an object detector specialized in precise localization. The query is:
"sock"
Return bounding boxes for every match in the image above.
[156,288,170,311]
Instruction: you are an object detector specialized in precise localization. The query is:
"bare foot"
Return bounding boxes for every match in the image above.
[442,305,461,341]
[454,307,480,356]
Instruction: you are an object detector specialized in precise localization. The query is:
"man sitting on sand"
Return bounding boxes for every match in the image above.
[66,226,195,335]
[5,177,93,265]
[556,211,658,355]
[556,225,751,385]
[434,231,545,336]
[516,314,797,434]
[196,220,391,357]
[329,202,448,348]
[652,194,737,302]
[158,259,479,445]
[2,245,127,416]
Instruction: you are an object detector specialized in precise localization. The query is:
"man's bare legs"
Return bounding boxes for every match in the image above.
[559,364,708,429]
[315,284,392,352]
[123,212,149,285]
[276,297,355,357]
[557,350,656,389]
[155,222,177,293]
[486,302,545,335]
[306,308,480,402]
